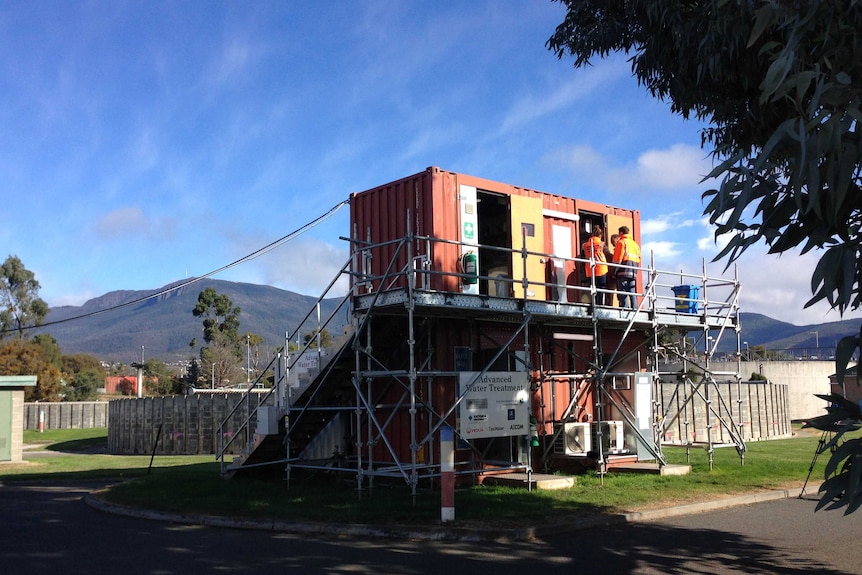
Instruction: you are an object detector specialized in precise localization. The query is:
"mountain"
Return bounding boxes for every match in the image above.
[36,278,861,363]
[714,312,859,355]
[742,312,859,351]
[38,279,347,364]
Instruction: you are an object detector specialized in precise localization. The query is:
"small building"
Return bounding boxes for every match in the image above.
[0,375,37,463]
[829,364,860,406]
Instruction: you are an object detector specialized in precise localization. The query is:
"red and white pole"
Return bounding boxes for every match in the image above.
[441,425,455,522]
[38,409,44,433]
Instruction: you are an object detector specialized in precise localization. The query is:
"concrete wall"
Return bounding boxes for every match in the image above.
[23,402,109,430]
[709,361,834,421]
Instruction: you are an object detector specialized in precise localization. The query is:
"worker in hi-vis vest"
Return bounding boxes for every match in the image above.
[581,226,609,305]
[612,225,641,309]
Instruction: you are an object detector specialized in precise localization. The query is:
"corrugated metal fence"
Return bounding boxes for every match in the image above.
[24,402,108,430]
[659,380,790,444]
[108,393,272,455]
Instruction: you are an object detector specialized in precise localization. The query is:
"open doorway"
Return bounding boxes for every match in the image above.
[477,190,512,296]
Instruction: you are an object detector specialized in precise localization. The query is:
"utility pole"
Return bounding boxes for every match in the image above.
[131,345,144,398]
[810,331,819,359]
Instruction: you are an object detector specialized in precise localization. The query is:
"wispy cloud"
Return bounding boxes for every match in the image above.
[250,237,350,297]
[94,206,176,241]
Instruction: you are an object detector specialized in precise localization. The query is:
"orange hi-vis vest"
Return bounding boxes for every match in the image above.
[613,234,641,278]
[582,236,608,277]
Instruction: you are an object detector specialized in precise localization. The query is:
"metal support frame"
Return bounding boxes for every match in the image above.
[218,226,744,487]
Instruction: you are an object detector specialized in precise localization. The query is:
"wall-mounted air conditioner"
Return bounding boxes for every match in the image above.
[554,422,591,455]
[554,421,626,456]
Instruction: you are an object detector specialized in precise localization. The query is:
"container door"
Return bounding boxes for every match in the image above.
[551,225,572,303]
[510,195,545,299]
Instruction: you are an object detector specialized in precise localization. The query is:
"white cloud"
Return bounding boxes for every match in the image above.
[643,241,681,259]
[256,238,350,297]
[557,143,712,194]
[636,144,711,189]
[642,212,685,236]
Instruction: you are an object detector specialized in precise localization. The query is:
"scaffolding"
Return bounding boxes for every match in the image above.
[217,227,745,492]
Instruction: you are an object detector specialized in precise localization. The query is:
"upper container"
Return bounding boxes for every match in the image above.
[349,166,640,302]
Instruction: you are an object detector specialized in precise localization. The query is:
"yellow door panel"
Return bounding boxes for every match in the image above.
[510,195,545,300]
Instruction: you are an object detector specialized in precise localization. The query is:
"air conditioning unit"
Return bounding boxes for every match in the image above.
[554,421,626,456]
[554,422,591,455]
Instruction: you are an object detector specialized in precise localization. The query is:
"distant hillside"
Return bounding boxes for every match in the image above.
[39,279,346,364]
[36,278,861,363]
[715,312,860,355]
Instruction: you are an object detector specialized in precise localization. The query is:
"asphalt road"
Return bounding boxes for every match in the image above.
[1,481,858,574]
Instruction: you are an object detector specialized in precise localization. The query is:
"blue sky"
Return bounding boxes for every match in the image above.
[1,1,857,327]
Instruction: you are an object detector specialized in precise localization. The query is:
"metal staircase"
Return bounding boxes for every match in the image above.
[216,258,353,477]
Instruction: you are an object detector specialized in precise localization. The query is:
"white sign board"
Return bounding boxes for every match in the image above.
[459,372,530,439]
[287,349,322,388]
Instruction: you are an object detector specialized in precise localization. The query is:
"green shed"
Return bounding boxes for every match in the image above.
[0,375,37,462]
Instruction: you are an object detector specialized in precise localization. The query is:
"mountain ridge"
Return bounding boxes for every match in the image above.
[38,279,346,364]
[36,280,861,363]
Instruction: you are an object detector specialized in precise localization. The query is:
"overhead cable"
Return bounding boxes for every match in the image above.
[5,198,350,335]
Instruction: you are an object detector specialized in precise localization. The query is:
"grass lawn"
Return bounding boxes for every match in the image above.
[1,427,837,527]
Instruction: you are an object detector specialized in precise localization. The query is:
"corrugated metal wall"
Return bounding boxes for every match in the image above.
[349,167,641,299]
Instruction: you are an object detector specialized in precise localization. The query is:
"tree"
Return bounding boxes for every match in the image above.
[143,357,182,395]
[66,368,101,401]
[184,358,202,391]
[60,352,104,401]
[549,0,862,513]
[303,329,332,349]
[33,333,63,369]
[191,288,243,388]
[548,1,862,314]
[61,352,103,377]
[0,340,63,401]
[201,331,245,388]
[0,255,49,340]
[193,288,241,346]
[243,332,265,382]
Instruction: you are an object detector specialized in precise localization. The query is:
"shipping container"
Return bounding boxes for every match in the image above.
[349,166,641,302]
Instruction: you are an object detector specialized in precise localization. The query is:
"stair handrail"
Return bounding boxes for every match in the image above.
[215,255,353,467]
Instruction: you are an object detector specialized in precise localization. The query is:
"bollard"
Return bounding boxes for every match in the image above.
[39,410,44,433]
[441,425,455,522]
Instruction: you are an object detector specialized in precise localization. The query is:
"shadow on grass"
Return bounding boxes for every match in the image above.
[90,463,615,527]
[44,436,109,453]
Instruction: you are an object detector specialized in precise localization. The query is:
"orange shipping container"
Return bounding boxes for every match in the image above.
[349,166,641,302]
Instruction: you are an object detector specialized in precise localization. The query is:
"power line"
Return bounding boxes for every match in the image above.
[3,198,350,335]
